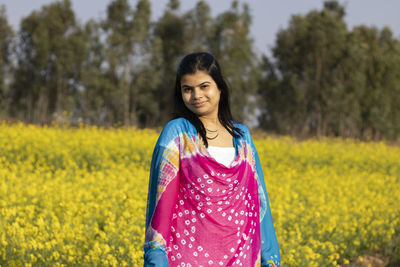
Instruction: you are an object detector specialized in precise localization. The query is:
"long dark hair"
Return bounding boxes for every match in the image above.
[172,52,243,147]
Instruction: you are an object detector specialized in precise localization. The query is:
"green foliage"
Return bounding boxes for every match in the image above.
[102,0,151,127]
[1,0,399,140]
[350,26,400,140]
[259,1,400,140]
[10,0,85,124]
[0,5,14,116]
[209,0,259,122]
[79,19,114,125]
[183,0,212,52]
[152,0,186,124]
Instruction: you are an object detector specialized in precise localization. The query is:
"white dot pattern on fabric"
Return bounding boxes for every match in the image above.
[166,143,262,267]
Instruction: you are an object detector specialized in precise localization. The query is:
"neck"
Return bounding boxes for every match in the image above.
[198,115,220,129]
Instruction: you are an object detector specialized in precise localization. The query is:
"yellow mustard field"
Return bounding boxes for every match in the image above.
[0,122,399,267]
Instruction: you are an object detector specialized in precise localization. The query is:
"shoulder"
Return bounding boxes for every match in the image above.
[156,117,192,147]
[231,121,257,149]
[163,117,193,134]
[231,120,251,138]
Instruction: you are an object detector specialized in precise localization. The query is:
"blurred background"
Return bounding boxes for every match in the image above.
[0,0,399,140]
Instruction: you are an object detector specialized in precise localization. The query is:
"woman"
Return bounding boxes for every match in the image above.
[143,52,280,267]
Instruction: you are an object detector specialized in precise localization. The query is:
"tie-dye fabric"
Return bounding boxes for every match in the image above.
[144,118,280,267]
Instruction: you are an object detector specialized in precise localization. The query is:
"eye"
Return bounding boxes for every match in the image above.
[182,87,192,92]
[200,84,209,89]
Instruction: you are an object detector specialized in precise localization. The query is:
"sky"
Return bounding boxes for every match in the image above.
[1,0,400,57]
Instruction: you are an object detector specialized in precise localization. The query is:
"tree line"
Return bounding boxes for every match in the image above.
[0,0,399,140]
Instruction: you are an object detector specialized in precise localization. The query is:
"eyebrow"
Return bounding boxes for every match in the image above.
[181,81,211,88]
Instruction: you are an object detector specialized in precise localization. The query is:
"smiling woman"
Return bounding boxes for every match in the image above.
[143,52,280,267]
[180,72,221,118]
[172,52,242,149]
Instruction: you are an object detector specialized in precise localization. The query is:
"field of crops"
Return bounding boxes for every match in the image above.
[0,122,399,267]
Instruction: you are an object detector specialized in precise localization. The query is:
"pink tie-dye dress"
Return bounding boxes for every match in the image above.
[144,118,280,267]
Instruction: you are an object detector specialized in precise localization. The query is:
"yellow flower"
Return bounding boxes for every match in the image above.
[1,123,399,266]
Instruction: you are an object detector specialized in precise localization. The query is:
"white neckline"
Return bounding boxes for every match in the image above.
[207,145,235,149]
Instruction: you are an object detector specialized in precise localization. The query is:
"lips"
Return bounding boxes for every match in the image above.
[193,101,207,107]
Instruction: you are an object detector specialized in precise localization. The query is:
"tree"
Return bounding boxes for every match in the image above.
[132,35,164,127]
[78,19,111,125]
[10,0,85,124]
[268,1,349,137]
[102,0,151,127]
[0,5,14,117]
[260,0,400,140]
[209,0,259,123]
[153,0,186,124]
[257,55,300,133]
[130,0,151,127]
[183,0,213,52]
[351,26,400,139]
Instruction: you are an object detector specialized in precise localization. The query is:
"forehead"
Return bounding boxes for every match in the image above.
[180,71,214,86]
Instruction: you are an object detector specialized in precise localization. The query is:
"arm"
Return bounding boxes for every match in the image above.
[250,139,281,267]
[144,142,180,267]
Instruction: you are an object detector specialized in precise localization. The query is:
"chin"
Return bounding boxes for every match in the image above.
[192,111,205,117]
[188,109,203,116]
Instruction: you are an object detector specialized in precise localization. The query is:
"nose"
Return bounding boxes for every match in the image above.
[192,87,203,100]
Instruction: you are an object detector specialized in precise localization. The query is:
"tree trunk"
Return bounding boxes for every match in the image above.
[315,56,323,138]
[56,71,62,122]
[130,84,137,127]
[84,82,89,124]
[124,70,130,128]
[25,90,33,122]
[339,112,344,137]
[37,88,48,125]
[322,118,328,136]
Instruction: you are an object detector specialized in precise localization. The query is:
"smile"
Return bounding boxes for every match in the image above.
[193,101,207,107]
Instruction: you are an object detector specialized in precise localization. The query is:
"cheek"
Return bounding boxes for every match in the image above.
[181,92,187,101]
[182,93,190,105]
[214,90,221,102]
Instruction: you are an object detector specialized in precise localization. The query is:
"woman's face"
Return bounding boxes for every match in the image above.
[180,71,221,118]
